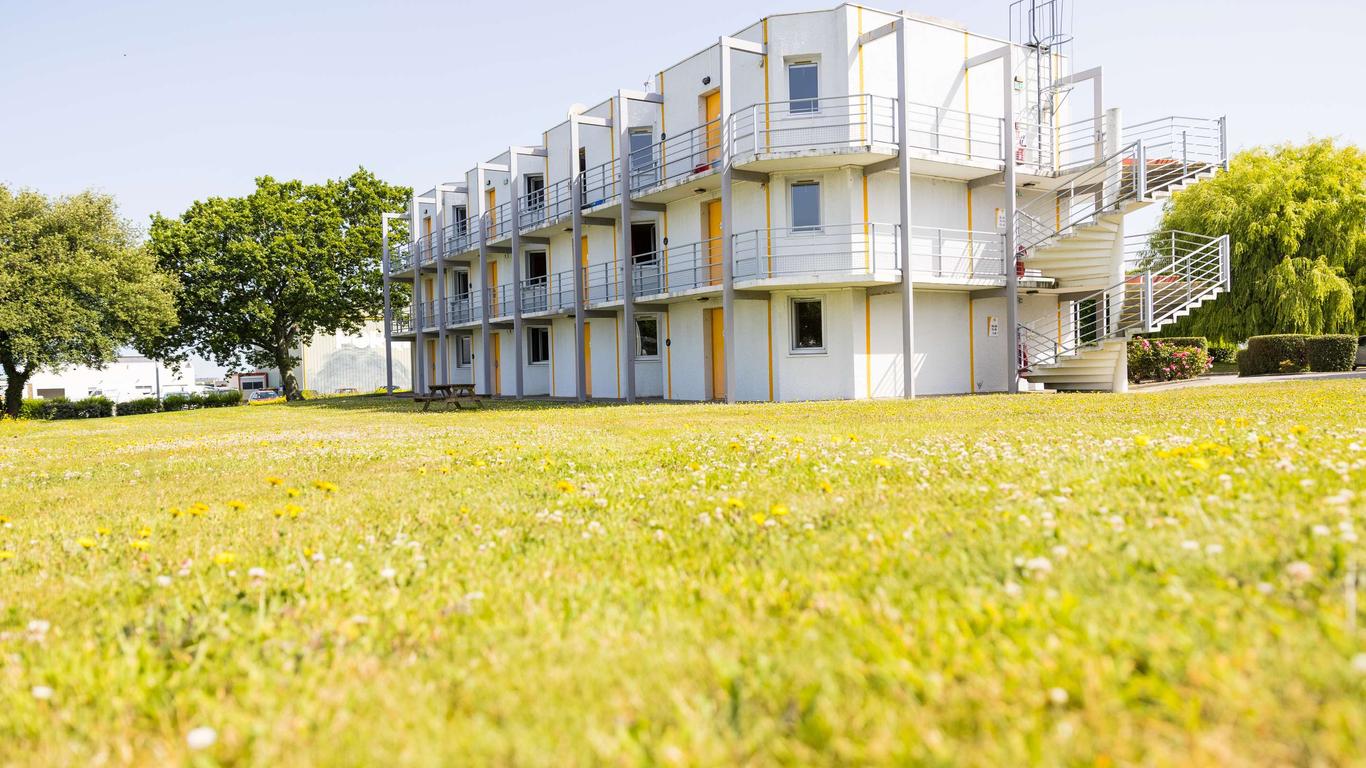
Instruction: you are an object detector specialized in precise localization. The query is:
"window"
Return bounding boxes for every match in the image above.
[524,175,545,210]
[788,61,819,114]
[636,315,660,358]
[527,327,550,364]
[456,335,472,367]
[630,222,656,264]
[36,388,65,399]
[791,181,821,232]
[791,298,825,352]
[453,270,470,297]
[526,251,548,280]
[453,205,468,237]
[629,128,656,187]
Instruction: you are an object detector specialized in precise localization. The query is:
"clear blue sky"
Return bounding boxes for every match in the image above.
[2,0,1363,233]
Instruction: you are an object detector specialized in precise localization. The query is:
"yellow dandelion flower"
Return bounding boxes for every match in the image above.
[871,456,893,468]
[1215,418,1227,427]
[96,526,111,536]
[284,503,303,518]
[417,467,428,476]
[1134,435,1151,447]
[77,537,96,549]
[555,480,576,493]
[474,459,487,468]
[226,500,247,511]
[724,497,746,510]
[265,476,285,487]
[819,480,834,493]
[439,467,450,475]
[130,540,150,552]
[770,504,790,517]
[272,507,285,518]
[138,527,152,538]
[793,437,805,444]
[458,505,471,515]
[303,547,314,558]
[313,480,338,493]
[728,441,742,451]
[1290,425,1308,436]
[1188,458,1210,471]
[751,513,767,526]
[847,434,859,442]
[0,550,15,560]
[0,515,11,524]
[170,507,184,518]
[213,552,236,566]
[285,487,301,498]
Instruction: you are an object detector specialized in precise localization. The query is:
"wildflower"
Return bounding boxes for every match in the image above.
[0,550,14,560]
[819,480,834,493]
[1290,425,1308,436]
[285,487,301,498]
[189,503,208,517]
[1134,435,1151,447]
[417,467,428,476]
[248,567,267,580]
[555,480,576,493]
[96,526,111,536]
[1023,557,1053,577]
[1048,688,1069,706]
[155,575,173,587]
[751,513,767,526]
[313,480,339,493]
[170,506,184,518]
[1284,561,1313,584]
[284,503,303,518]
[265,476,285,487]
[871,456,893,469]
[380,567,397,580]
[226,500,246,511]
[770,503,790,517]
[76,537,96,549]
[1188,458,1209,471]
[31,685,53,701]
[1353,653,1366,674]
[1312,525,1331,537]
[26,620,51,640]
[138,527,152,538]
[724,497,746,510]
[213,552,236,566]
[130,540,150,552]
[186,726,218,751]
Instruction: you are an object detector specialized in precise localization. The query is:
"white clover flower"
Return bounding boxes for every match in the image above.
[1204,544,1224,556]
[1352,653,1366,674]
[379,567,396,581]
[1047,687,1069,706]
[31,685,53,701]
[155,575,173,587]
[248,567,267,580]
[1285,561,1314,584]
[1180,540,1200,551]
[186,726,217,750]
[1312,525,1331,537]
[1024,557,1052,577]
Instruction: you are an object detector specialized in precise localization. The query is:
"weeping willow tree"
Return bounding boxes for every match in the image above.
[1157,139,1364,341]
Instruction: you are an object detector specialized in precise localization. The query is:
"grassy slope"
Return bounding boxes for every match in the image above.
[0,382,1363,766]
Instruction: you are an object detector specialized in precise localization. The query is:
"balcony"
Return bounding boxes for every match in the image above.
[391,307,415,336]
[729,94,898,172]
[486,201,514,243]
[732,223,900,288]
[907,227,1008,286]
[443,216,477,258]
[447,292,480,326]
[518,178,573,234]
[629,119,722,202]
[420,300,439,331]
[521,271,578,316]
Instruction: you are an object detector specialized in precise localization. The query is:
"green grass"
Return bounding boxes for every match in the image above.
[1,382,1364,766]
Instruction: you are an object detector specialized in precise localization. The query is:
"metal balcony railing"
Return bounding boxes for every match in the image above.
[580,160,618,209]
[447,292,479,326]
[518,179,573,231]
[1016,141,1142,251]
[904,101,1004,162]
[628,119,721,195]
[730,94,898,157]
[390,241,415,273]
[486,202,514,242]
[391,308,415,334]
[1125,116,1227,189]
[443,216,476,256]
[909,227,1006,280]
[487,282,513,318]
[1015,116,1106,172]
[583,260,619,305]
[732,223,900,281]
[420,300,439,330]
[656,237,724,293]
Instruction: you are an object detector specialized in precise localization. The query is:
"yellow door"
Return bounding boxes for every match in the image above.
[706,199,723,285]
[704,91,721,166]
[580,235,590,303]
[422,276,435,324]
[708,308,725,400]
[423,216,433,260]
[425,339,437,388]
[488,261,499,316]
[584,323,593,396]
[485,188,497,229]
[491,332,501,395]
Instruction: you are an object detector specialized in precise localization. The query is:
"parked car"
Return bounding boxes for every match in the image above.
[248,388,282,402]
[1356,336,1366,369]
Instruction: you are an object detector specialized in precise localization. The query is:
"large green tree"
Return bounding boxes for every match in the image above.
[0,186,178,418]
[1157,139,1365,341]
[148,169,409,400]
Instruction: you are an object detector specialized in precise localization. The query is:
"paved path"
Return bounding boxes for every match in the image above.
[1134,370,1366,393]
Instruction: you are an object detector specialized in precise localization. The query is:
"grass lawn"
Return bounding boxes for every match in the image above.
[1,381,1364,766]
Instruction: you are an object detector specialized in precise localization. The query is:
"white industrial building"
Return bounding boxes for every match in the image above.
[15,356,195,402]
[382,0,1230,402]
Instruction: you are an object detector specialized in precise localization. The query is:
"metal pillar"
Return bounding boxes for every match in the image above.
[409,194,427,395]
[570,119,587,402]
[617,92,637,403]
[478,212,492,398]
[895,19,916,399]
[510,170,525,399]
[719,39,737,403]
[1002,47,1020,395]
[434,188,449,385]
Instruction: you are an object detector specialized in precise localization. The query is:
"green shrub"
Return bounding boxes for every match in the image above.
[1128,338,1212,384]
[204,391,243,407]
[18,399,48,420]
[1242,335,1309,376]
[45,396,114,420]
[1236,348,1257,377]
[1155,336,1208,351]
[1305,335,1356,372]
[117,398,161,416]
[1208,342,1238,365]
[162,393,193,411]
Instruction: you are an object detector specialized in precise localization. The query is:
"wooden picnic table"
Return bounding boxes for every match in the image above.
[414,383,480,411]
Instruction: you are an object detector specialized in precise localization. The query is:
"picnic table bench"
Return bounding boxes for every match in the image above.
[413,383,481,411]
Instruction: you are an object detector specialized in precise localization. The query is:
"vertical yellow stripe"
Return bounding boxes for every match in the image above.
[766,298,774,402]
[968,299,976,393]
[762,19,771,152]
[665,311,673,400]
[865,292,872,399]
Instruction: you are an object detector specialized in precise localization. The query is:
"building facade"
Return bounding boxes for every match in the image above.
[382,1,1230,402]
[16,356,195,402]
[231,321,411,394]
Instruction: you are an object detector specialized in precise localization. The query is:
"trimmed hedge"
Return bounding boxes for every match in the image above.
[117,397,161,416]
[162,391,243,411]
[39,396,115,420]
[1241,335,1309,376]
[1208,342,1238,365]
[1155,336,1209,351]
[1306,335,1357,372]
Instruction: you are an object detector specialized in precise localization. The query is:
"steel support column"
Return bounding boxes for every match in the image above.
[510,169,525,399]
[380,212,404,395]
[434,188,449,385]
[719,38,737,403]
[477,173,493,397]
[895,19,916,399]
[570,118,588,401]
[410,193,427,395]
[1001,48,1020,395]
[617,92,637,403]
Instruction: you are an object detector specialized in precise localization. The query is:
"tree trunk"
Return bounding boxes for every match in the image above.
[273,348,302,401]
[2,364,28,419]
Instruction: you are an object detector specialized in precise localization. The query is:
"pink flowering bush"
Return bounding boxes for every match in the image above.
[1128,337,1213,383]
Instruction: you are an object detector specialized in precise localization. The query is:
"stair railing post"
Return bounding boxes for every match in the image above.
[1219,116,1229,171]
[1220,235,1231,290]
[1134,141,1148,203]
[1141,271,1154,332]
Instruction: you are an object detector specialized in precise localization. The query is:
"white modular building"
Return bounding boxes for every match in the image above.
[17,356,195,402]
[382,0,1231,402]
